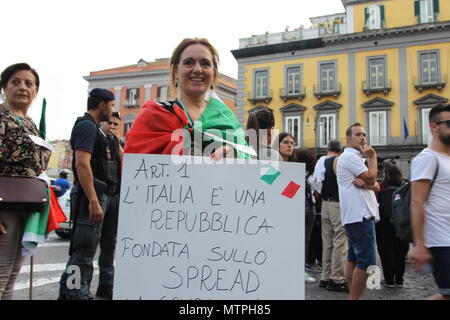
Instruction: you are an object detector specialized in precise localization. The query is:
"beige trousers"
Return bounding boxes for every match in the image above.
[320,200,347,284]
[0,210,26,300]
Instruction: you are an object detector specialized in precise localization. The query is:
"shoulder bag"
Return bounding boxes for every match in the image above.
[0,176,48,212]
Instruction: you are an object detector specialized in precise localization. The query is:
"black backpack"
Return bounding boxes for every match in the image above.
[391,182,412,242]
[391,157,439,243]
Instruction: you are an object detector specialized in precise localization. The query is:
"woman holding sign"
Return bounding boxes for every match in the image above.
[0,63,51,299]
[124,38,248,159]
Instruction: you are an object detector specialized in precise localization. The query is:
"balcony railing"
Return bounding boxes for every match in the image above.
[362,79,392,96]
[313,83,341,99]
[279,87,306,101]
[416,14,438,25]
[414,74,447,92]
[247,90,273,104]
[363,20,387,31]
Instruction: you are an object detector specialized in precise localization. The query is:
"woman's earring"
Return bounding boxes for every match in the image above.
[175,80,179,88]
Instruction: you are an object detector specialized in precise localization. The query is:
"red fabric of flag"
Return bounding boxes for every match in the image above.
[124,100,188,155]
[46,187,67,233]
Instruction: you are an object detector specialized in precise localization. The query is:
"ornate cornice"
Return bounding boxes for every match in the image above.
[324,21,450,44]
[341,0,381,6]
[84,70,169,81]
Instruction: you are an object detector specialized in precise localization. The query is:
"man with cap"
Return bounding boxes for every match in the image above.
[58,88,121,300]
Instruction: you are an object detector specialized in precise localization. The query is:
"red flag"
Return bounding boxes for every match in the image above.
[46,187,67,233]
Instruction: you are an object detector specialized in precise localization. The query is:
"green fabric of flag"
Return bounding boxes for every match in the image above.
[22,97,50,256]
[194,92,249,159]
[39,98,46,139]
[22,188,51,256]
[260,166,282,185]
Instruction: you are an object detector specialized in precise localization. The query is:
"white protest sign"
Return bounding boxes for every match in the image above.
[114,154,305,300]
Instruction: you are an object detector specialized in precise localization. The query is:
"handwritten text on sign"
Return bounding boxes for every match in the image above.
[114,155,305,300]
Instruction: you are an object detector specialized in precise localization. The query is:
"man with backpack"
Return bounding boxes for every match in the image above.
[409,103,450,300]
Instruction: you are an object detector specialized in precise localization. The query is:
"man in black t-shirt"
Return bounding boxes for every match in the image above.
[58,88,120,300]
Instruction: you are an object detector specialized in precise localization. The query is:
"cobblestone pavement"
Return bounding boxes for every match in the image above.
[305,261,438,300]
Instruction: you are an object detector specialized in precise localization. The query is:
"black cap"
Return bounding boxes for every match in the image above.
[89,88,114,101]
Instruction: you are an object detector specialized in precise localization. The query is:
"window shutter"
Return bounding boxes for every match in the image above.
[126,89,130,99]
[135,88,139,99]
[414,0,420,16]
[365,7,369,27]
[433,0,439,13]
[380,5,385,27]
[157,86,161,99]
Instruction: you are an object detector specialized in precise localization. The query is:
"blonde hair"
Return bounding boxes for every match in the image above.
[169,38,219,91]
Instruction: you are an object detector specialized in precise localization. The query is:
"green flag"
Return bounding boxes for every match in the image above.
[39,98,46,139]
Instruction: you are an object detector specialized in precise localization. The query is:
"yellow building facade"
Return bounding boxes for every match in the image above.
[232,0,450,167]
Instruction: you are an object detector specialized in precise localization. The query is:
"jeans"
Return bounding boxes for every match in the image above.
[344,217,377,271]
[58,191,119,300]
[429,247,450,297]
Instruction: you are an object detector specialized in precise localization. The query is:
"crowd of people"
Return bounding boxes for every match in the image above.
[0,37,449,300]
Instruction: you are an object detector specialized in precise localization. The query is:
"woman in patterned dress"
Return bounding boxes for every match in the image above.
[0,63,50,299]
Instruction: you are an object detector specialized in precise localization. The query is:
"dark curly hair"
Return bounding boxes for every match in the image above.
[292,148,317,175]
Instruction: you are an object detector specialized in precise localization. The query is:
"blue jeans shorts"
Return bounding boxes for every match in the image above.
[344,218,377,271]
[429,247,450,297]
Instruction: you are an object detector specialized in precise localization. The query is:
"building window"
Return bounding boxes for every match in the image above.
[320,62,336,93]
[420,51,439,85]
[368,111,387,145]
[286,66,301,95]
[415,0,439,23]
[368,57,386,89]
[126,88,139,106]
[255,70,269,98]
[124,122,133,137]
[318,114,336,148]
[157,86,168,102]
[421,107,432,145]
[285,116,301,147]
[281,65,305,101]
[123,113,137,138]
[365,5,385,30]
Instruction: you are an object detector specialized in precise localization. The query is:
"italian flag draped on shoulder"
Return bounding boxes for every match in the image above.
[124,91,251,158]
[195,91,250,159]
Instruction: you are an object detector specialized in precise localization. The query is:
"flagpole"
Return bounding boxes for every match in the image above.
[29,256,34,300]
[29,98,46,300]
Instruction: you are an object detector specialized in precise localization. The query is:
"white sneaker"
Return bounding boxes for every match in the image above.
[305,272,316,283]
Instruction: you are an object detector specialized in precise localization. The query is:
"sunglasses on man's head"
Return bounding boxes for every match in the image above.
[434,119,450,128]
[108,121,120,127]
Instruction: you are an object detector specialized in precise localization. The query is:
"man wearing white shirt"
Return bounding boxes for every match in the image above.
[337,123,379,300]
[409,103,450,300]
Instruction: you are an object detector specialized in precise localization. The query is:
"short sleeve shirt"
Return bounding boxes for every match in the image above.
[410,148,450,247]
[72,118,97,154]
[336,147,378,225]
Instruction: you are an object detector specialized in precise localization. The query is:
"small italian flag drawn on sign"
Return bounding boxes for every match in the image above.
[260,166,282,185]
[281,181,301,199]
